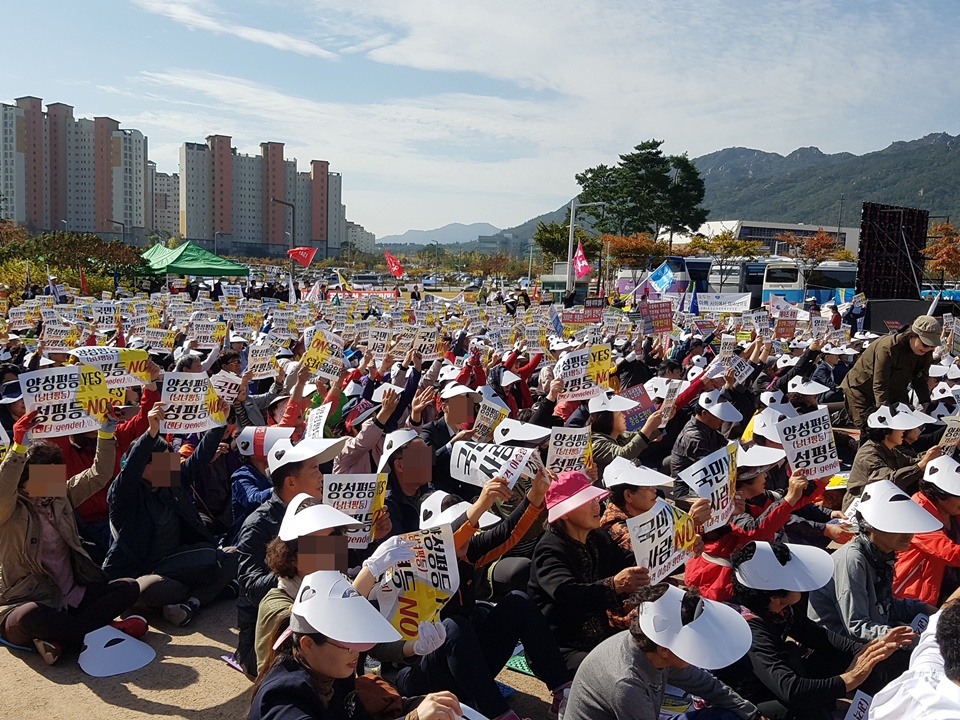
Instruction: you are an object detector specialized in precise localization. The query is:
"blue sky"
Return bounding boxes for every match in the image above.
[3,1,960,237]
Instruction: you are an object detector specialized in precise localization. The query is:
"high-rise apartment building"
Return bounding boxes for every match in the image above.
[0,96,149,243]
[345,220,376,254]
[177,135,341,258]
[147,161,179,238]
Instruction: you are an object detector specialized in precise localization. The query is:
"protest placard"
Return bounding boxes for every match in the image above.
[621,384,657,431]
[842,690,871,720]
[678,444,737,532]
[648,301,673,334]
[209,370,243,404]
[368,328,392,362]
[141,327,179,354]
[91,300,117,330]
[160,372,223,433]
[20,364,112,438]
[658,380,681,428]
[413,327,440,361]
[939,417,960,456]
[584,297,604,324]
[190,321,227,349]
[545,426,592,474]
[304,402,332,440]
[524,324,548,353]
[556,347,604,401]
[41,323,85,352]
[587,344,612,389]
[626,498,697,584]
[373,525,460,640]
[472,400,509,443]
[247,339,281,381]
[775,406,840,478]
[322,473,388,550]
[70,346,152,389]
[450,441,538,490]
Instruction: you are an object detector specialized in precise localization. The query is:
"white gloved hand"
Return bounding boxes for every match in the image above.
[362,536,417,579]
[412,620,447,656]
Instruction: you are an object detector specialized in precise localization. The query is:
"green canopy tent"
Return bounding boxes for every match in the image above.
[142,241,250,277]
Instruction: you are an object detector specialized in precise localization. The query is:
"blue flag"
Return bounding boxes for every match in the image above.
[648,262,674,294]
[690,285,700,315]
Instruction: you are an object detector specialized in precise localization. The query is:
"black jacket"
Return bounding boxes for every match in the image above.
[419,417,477,500]
[248,657,376,720]
[236,492,286,637]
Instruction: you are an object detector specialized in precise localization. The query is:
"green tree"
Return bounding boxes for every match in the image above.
[687,230,765,291]
[532,220,601,263]
[604,233,670,288]
[575,140,708,238]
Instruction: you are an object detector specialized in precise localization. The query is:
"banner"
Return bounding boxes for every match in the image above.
[678,443,737,532]
[693,293,752,313]
[374,525,460,640]
[648,300,673,334]
[450,441,538,490]
[322,473,388,550]
[555,347,604,401]
[21,365,112,438]
[775,406,840,478]
[626,498,697,584]
[70,347,151,389]
[545,426,592,474]
[472,400,509,443]
[159,372,223,434]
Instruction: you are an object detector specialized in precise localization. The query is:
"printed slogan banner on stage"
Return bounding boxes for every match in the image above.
[678,443,737,532]
[626,498,698,584]
[775,407,840,478]
[20,365,112,438]
[450,441,538,490]
[159,372,223,434]
[323,474,388,550]
[373,525,460,641]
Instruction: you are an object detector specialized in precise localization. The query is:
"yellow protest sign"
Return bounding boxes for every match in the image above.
[76,364,112,423]
[588,344,612,388]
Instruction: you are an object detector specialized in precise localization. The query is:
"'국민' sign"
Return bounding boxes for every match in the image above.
[450,441,538,490]
[626,498,697,584]
[678,443,737,532]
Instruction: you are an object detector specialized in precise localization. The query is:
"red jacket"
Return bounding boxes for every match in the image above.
[503,351,543,409]
[684,484,824,601]
[59,385,160,524]
[893,492,960,605]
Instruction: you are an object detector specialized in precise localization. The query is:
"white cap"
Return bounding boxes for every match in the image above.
[698,390,743,422]
[290,571,401,645]
[440,383,482,401]
[753,407,788,443]
[278,493,361,541]
[931,365,950,379]
[500,370,521,386]
[787,377,829,396]
[686,366,705,382]
[602,456,673,488]
[924,455,960,496]
[372,383,404,403]
[737,443,786,469]
[588,391,639,414]
[776,355,800,369]
[419,490,499,530]
[866,405,926,431]
[438,365,461,382]
[637,585,751,670]
[267,437,349,475]
[343,381,364,398]
[378,429,419,473]
[734,542,833,592]
[493,418,550,446]
[821,344,846,355]
[236,426,295,458]
[856,479,942,533]
[644,377,670,399]
[690,355,708,369]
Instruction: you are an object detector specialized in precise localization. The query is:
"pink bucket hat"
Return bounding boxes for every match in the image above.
[545,471,610,523]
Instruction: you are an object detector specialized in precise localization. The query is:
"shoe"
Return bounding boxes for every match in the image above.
[33,638,63,666]
[110,615,149,639]
[216,579,240,601]
[162,600,199,627]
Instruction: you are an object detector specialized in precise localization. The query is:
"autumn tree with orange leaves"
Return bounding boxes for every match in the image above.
[923,222,960,281]
[604,233,669,288]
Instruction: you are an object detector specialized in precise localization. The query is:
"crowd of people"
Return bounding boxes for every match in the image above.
[2,275,960,720]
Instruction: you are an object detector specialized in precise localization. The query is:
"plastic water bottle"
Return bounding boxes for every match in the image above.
[363,655,381,676]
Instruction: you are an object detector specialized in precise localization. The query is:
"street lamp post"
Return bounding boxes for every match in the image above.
[565,200,606,292]
[106,218,126,245]
[526,243,537,283]
[214,231,224,255]
[271,198,297,296]
[61,219,67,233]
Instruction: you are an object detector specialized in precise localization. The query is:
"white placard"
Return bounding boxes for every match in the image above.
[472,400,509,443]
[678,444,737,532]
[159,372,220,433]
[775,406,840,478]
[450,441,537,490]
[304,402,332,440]
[322,473,387,549]
[545,426,591,474]
[626,498,697,584]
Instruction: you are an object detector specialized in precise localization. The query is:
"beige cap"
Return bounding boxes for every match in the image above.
[912,315,942,347]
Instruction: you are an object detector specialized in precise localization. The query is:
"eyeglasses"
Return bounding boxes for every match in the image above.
[325,638,375,653]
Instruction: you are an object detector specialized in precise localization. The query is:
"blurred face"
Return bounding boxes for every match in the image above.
[142,452,182,487]
[870,529,914,554]
[910,336,937,356]
[624,486,658,516]
[297,531,349,576]
[562,496,602,532]
[903,427,921,445]
[738,472,767,500]
[443,395,471,425]
[395,439,433,490]
[770,590,803,611]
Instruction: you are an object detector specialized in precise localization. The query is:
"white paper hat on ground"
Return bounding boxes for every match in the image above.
[290,571,401,645]
[237,426,295,458]
[493,418,550,446]
[924,455,960,496]
[420,490,500,530]
[866,405,926,431]
[787,377,829,396]
[637,585,751,669]
[268,437,349,475]
[699,390,743,423]
[734,541,833,592]
[78,625,156,677]
[279,493,361,541]
[377,429,419,473]
[602,456,673,488]
[588,390,639,414]
[857,480,942,533]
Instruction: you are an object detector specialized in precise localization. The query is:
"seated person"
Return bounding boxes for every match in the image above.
[809,480,940,677]
[0,410,141,665]
[722,541,905,720]
[229,426,294,543]
[103,401,239,627]
[565,583,759,720]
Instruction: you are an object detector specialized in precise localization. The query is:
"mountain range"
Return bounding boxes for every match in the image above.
[380,132,960,246]
[377,222,500,245]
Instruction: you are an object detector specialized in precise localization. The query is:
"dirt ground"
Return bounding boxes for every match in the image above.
[1,599,553,719]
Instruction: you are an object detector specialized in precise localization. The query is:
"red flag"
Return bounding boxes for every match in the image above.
[573,241,591,278]
[79,266,89,295]
[531,281,540,302]
[287,246,318,268]
[384,249,405,278]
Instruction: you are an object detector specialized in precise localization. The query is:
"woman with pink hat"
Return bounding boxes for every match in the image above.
[528,470,649,672]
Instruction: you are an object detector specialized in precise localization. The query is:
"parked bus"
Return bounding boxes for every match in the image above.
[709,257,782,308]
[615,256,710,300]
[762,260,857,304]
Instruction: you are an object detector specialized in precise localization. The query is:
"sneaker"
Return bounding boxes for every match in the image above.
[33,638,63,666]
[162,600,199,627]
[110,615,149,639]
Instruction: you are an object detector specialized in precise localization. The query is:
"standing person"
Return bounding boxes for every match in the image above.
[829,304,843,330]
[840,315,941,430]
[410,284,421,301]
[564,583,758,720]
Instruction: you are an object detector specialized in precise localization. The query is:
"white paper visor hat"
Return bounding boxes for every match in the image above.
[923,455,960,496]
[637,585,752,670]
[419,490,500,530]
[377,429,419,473]
[734,541,833,592]
[857,480,943,533]
[237,426,295,458]
[603,456,674,488]
[698,390,743,423]
[493,418,550,446]
[267,437,349,475]
[787,377,830,396]
[866,405,926,431]
[290,570,401,645]
[78,625,156,677]
[278,493,362,541]
[588,391,639,414]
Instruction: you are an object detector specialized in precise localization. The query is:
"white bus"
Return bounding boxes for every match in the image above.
[762,260,857,304]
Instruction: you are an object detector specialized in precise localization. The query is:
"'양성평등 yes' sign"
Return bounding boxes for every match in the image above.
[20,365,112,438]
[775,406,840,478]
